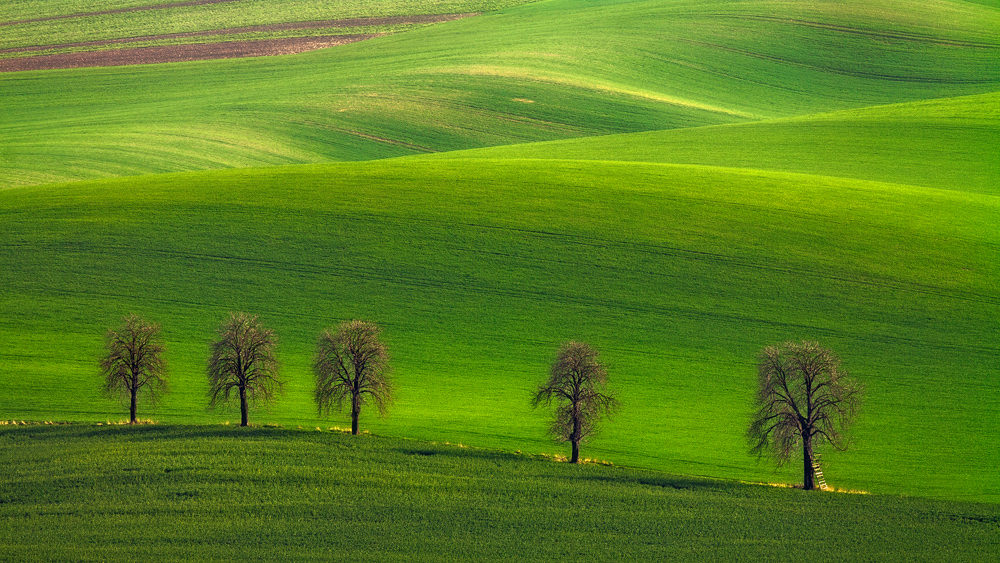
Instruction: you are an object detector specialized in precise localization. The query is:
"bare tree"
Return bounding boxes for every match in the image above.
[313,320,392,435]
[533,341,618,463]
[748,341,863,490]
[100,314,168,424]
[207,312,282,427]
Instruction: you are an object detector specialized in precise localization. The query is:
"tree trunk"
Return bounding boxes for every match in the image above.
[569,408,581,463]
[570,406,581,463]
[802,434,815,490]
[130,387,137,424]
[240,386,248,427]
[351,394,360,435]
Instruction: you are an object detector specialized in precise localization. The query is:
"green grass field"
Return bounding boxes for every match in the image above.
[1,424,997,562]
[0,2,998,557]
[0,0,535,63]
[1,157,996,503]
[0,0,534,47]
[2,0,998,188]
[432,92,1000,195]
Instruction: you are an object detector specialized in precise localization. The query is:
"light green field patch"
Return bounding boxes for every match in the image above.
[2,0,998,187]
[429,92,1000,195]
[1,158,996,502]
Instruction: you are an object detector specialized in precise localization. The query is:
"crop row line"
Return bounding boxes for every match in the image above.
[0,0,241,27]
[0,14,476,55]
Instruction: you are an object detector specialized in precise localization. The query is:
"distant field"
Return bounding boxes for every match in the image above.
[0,0,522,72]
[2,0,998,187]
[0,0,534,55]
[1,158,996,503]
[431,92,1000,195]
[1,425,997,562]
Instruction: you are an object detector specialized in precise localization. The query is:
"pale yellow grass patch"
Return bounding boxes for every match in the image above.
[421,65,757,118]
[101,419,157,425]
[747,480,870,494]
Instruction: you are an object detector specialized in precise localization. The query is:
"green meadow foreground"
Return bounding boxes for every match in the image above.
[1,424,997,562]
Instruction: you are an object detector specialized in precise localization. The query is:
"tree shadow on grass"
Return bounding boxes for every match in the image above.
[0,423,307,443]
[393,445,537,464]
[579,473,745,493]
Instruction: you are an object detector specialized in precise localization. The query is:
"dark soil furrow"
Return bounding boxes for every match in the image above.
[0,0,241,27]
[0,13,477,54]
[0,35,378,72]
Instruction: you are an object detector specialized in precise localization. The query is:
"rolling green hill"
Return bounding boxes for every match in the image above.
[1,157,996,503]
[1,0,997,512]
[429,92,1000,195]
[2,425,997,562]
[0,0,536,67]
[2,0,999,188]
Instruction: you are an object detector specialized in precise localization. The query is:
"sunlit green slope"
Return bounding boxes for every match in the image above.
[2,0,998,187]
[428,92,1000,195]
[1,159,996,502]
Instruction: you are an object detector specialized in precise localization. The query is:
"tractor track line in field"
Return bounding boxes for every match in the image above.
[734,15,1000,49]
[0,14,478,55]
[0,0,241,27]
[335,129,438,152]
[23,256,995,358]
[0,35,379,72]
[9,219,996,308]
[673,37,999,84]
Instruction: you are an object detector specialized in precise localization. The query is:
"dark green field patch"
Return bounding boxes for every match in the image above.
[0,425,997,561]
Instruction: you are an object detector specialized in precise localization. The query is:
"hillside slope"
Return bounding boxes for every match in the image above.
[1,158,996,502]
[428,92,1000,194]
[2,425,997,562]
[2,0,998,187]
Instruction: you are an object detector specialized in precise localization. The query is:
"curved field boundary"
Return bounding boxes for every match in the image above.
[0,0,241,27]
[0,14,477,55]
[0,35,378,72]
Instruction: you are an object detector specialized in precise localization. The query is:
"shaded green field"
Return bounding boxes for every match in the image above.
[1,158,996,503]
[3,0,998,188]
[1,424,997,562]
[431,92,1000,195]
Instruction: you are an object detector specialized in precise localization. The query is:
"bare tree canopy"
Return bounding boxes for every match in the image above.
[207,312,282,427]
[314,320,392,435]
[533,341,618,464]
[748,341,863,490]
[100,314,168,424]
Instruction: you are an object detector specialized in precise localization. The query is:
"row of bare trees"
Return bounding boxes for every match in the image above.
[101,313,862,489]
[101,313,391,435]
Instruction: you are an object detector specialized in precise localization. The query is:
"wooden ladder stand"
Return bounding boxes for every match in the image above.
[811,453,830,491]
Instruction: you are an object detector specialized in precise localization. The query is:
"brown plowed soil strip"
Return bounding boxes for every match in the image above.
[1,14,477,54]
[0,35,378,72]
[1,0,241,27]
